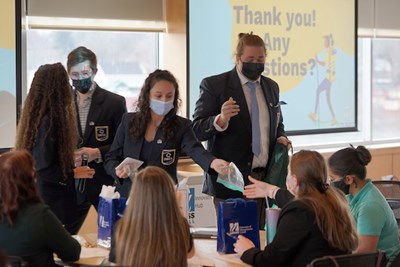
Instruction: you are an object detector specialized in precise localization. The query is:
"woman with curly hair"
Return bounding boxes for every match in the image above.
[105,69,229,197]
[0,150,80,266]
[15,63,94,234]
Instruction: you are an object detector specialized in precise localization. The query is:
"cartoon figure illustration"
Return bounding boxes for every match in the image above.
[309,34,337,125]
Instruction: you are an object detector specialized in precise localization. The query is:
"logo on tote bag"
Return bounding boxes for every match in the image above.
[229,222,240,234]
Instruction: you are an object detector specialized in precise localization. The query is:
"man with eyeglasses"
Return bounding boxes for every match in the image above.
[67,46,127,234]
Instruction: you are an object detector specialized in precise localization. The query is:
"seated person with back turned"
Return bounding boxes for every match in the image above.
[234,150,358,267]
[110,166,194,267]
[247,145,400,266]
[104,69,229,197]
[0,150,81,267]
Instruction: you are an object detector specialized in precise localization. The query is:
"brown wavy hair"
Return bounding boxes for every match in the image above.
[291,150,358,252]
[15,63,77,180]
[0,150,41,227]
[129,69,181,141]
[115,166,190,267]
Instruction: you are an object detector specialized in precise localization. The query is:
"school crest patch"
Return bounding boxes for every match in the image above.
[161,149,176,165]
[95,126,109,141]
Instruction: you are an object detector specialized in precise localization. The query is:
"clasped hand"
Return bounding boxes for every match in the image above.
[73,166,95,179]
[74,147,100,167]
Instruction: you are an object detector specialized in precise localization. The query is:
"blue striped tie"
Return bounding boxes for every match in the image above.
[247,82,261,156]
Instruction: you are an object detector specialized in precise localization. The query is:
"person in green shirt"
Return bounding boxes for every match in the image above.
[329,145,400,265]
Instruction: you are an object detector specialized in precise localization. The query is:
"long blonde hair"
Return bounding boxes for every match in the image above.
[291,150,358,252]
[15,63,77,180]
[115,166,190,267]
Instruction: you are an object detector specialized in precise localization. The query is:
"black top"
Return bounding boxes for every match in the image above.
[104,113,216,197]
[32,117,78,232]
[0,203,81,267]
[241,197,347,267]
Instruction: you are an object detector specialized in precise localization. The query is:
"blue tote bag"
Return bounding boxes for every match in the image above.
[217,198,260,254]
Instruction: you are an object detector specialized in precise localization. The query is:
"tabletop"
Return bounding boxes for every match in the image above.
[190,228,267,267]
[59,230,266,266]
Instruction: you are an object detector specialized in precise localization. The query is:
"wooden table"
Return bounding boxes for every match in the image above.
[190,229,266,267]
[60,231,266,267]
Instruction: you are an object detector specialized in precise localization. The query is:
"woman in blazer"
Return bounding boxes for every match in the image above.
[105,69,229,197]
[234,150,358,267]
[14,63,95,234]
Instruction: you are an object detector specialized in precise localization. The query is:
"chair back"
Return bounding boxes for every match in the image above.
[372,180,400,225]
[307,251,387,267]
[373,180,400,199]
[7,256,28,267]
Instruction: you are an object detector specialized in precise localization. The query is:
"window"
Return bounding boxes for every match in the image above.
[371,38,400,140]
[26,29,159,111]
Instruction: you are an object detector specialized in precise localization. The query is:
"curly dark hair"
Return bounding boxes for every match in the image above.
[0,150,41,227]
[129,69,181,141]
[15,63,77,180]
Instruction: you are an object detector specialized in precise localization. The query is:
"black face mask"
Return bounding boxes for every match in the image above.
[72,77,92,94]
[332,179,350,195]
[242,62,264,81]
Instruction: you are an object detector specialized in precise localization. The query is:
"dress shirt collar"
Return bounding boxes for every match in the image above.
[236,66,261,87]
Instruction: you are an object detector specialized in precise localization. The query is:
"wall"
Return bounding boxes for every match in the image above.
[163,0,188,116]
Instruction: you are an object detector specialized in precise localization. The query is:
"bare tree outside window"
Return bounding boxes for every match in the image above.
[26,30,159,111]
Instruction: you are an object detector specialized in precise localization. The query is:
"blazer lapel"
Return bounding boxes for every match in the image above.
[148,129,166,165]
[131,137,144,160]
[82,87,104,144]
[227,69,252,135]
[260,78,275,108]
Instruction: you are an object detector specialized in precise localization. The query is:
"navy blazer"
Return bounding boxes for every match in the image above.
[32,116,78,230]
[192,67,287,199]
[104,113,216,197]
[75,85,126,206]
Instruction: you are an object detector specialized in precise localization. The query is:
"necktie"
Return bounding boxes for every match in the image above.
[247,82,261,156]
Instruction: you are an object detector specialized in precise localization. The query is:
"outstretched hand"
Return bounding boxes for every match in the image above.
[73,166,95,179]
[115,165,130,179]
[210,159,230,175]
[244,176,279,199]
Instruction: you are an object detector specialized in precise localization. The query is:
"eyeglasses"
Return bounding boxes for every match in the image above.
[328,175,346,184]
[69,69,93,80]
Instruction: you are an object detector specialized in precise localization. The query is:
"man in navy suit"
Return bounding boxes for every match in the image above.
[67,46,127,233]
[192,33,291,228]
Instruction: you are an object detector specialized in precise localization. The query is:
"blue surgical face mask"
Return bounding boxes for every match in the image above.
[150,99,174,116]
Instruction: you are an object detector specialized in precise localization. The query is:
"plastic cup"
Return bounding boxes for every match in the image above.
[265,208,281,245]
